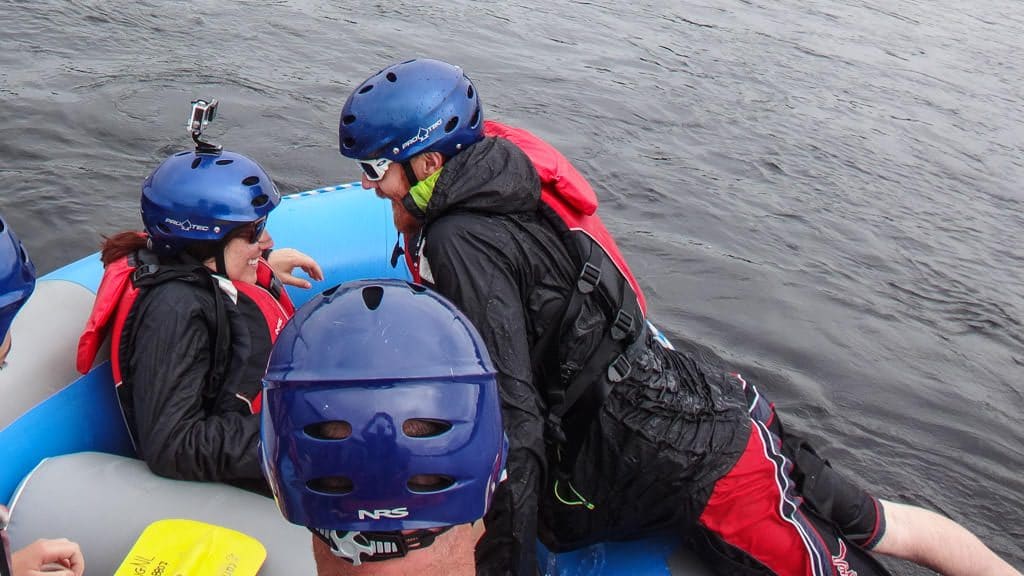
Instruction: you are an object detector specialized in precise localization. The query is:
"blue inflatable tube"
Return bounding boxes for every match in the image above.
[0,183,704,575]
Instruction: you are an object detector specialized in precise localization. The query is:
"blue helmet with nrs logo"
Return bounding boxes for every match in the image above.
[140,150,281,256]
[261,279,507,534]
[0,213,36,339]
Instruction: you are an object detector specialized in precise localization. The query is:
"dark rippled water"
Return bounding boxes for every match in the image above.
[2,0,1021,572]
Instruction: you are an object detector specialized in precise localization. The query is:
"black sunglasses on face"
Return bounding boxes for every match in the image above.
[246,217,268,244]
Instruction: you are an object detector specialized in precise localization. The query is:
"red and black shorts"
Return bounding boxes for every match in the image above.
[696,374,890,576]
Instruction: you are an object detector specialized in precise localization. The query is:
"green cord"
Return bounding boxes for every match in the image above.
[553,478,596,510]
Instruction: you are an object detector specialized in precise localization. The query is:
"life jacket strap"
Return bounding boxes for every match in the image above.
[538,234,647,490]
[127,258,230,393]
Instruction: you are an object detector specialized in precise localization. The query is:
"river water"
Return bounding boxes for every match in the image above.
[1,0,1021,572]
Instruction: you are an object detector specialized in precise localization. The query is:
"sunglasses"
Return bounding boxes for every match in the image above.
[242,217,268,244]
[357,158,393,182]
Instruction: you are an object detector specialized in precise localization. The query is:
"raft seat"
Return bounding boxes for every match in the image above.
[7,451,314,576]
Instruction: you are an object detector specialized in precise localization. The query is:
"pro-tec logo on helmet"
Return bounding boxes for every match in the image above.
[401,118,443,151]
[164,217,210,232]
[357,507,409,520]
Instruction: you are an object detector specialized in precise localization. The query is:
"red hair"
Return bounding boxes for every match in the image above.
[100,232,148,267]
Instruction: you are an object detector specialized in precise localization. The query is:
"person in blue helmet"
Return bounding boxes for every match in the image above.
[0,214,35,369]
[1,217,86,576]
[261,279,507,575]
[335,59,1022,576]
[76,123,323,494]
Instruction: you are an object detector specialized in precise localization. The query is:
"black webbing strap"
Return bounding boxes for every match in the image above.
[401,193,427,222]
[536,235,645,482]
[130,257,230,392]
[547,242,643,420]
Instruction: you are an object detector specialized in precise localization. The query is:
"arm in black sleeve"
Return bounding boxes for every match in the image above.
[125,283,263,482]
[424,220,547,575]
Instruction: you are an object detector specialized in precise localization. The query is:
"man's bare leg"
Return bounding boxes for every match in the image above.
[873,499,1020,576]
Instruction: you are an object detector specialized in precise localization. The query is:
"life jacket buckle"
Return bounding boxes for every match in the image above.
[607,353,631,383]
[130,263,160,284]
[545,411,568,446]
[610,309,635,341]
[577,262,601,294]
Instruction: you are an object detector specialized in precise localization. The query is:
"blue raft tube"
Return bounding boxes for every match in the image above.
[0,183,710,575]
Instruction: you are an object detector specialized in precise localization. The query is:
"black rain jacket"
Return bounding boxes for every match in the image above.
[118,270,272,494]
[417,137,750,575]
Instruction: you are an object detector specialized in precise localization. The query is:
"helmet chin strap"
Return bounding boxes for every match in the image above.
[401,160,420,187]
[312,527,453,566]
[400,161,427,222]
[401,194,427,222]
[214,248,228,277]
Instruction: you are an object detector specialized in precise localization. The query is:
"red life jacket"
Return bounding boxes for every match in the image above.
[76,253,294,413]
[404,121,648,317]
[483,120,648,315]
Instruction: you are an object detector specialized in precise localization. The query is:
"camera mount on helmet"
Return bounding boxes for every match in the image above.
[187,98,222,153]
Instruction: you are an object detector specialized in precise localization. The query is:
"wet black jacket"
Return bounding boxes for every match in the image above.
[419,137,750,575]
[118,271,271,493]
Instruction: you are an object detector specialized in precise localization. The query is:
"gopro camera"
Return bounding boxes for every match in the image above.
[187,98,223,153]
[187,98,218,134]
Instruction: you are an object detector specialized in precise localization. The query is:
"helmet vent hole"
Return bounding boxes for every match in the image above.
[305,420,353,440]
[444,117,459,133]
[386,72,397,82]
[342,136,355,149]
[358,84,374,94]
[466,85,474,99]
[216,159,234,165]
[403,418,452,438]
[251,194,269,208]
[156,223,172,234]
[174,151,189,157]
[322,285,340,297]
[407,474,455,493]
[342,114,356,126]
[469,106,481,128]
[191,158,202,169]
[242,176,261,186]
[361,285,384,310]
[19,245,29,264]
[308,476,354,494]
[408,283,426,293]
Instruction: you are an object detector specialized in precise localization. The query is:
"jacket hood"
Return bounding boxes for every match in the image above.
[425,137,541,224]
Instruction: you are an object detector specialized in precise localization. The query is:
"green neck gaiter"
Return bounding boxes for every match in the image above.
[408,167,443,212]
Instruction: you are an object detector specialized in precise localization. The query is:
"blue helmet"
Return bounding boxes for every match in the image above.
[0,214,36,339]
[140,150,281,256]
[338,59,484,163]
[261,279,507,533]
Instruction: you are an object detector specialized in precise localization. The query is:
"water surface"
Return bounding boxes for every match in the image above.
[2,1,1021,571]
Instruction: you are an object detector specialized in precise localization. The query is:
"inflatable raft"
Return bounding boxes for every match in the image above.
[0,183,711,575]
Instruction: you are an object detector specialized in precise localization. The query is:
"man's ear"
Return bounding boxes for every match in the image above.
[415,151,445,179]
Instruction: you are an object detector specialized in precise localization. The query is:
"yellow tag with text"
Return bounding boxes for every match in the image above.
[114,518,266,576]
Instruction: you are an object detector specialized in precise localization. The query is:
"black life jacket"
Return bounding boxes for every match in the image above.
[402,122,650,478]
